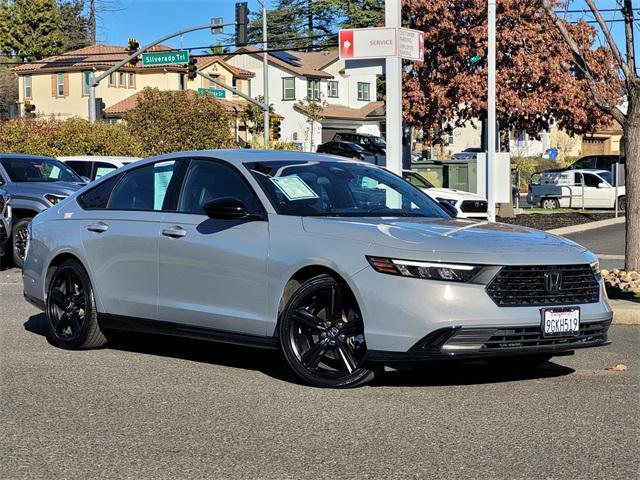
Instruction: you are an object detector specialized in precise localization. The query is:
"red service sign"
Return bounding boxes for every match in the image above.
[338,27,424,62]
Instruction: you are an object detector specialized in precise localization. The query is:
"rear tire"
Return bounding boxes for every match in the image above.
[541,198,559,209]
[12,217,31,268]
[45,259,107,350]
[618,196,626,211]
[279,274,375,388]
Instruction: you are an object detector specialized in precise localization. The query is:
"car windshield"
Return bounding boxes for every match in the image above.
[246,160,449,218]
[369,136,386,147]
[1,157,82,183]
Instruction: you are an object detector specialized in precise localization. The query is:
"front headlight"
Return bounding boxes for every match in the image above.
[44,194,66,205]
[435,197,458,207]
[590,259,601,280]
[367,256,500,284]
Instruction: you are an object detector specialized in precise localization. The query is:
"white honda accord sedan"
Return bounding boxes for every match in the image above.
[22,150,612,388]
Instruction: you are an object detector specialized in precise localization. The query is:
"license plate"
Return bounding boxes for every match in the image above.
[541,307,580,337]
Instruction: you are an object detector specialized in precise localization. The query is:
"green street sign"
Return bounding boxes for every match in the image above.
[198,87,226,99]
[470,55,482,64]
[141,50,189,66]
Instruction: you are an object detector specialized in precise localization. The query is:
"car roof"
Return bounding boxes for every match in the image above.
[0,153,56,161]
[547,168,609,175]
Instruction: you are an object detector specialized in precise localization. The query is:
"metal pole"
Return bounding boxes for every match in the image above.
[385,0,402,175]
[487,0,497,221]
[581,172,585,210]
[88,71,96,123]
[262,2,270,149]
[614,163,619,217]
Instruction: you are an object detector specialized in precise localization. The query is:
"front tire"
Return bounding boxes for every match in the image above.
[12,217,31,268]
[279,274,374,388]
[46,259,107,350]
[541,198,560,209]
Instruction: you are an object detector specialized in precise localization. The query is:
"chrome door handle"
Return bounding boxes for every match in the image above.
[87,222,109,233]
[161,226,187,238]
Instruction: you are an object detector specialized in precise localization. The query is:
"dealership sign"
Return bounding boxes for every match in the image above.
[339,27,424,62]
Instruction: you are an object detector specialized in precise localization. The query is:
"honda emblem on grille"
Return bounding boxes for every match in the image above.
[544,271,562,293]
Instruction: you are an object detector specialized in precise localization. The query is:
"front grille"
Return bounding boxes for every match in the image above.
[441,320,610,352]
[460,200,488,213]
[486,264,600,307]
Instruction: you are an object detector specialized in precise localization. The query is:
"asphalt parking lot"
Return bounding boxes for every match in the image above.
[1,269,639,480]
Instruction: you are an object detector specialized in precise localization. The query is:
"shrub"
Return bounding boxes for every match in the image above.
[123,88,234,155]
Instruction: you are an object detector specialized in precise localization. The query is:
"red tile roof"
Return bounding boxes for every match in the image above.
[295,101,385,120]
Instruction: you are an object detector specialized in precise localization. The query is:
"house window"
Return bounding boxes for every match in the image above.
[357,82,370,101]
[282,77,295,100]
[24,75,32,99]
[179,73,186,90]
[109,73,116,86]
[82,71,91,96]
[232,77,238,96]
[56,72,65,96]
[208,75,219,88]
[118,72,127,88]
[307,78,320,101]
[128,72,136,88]
[327,81,338,98]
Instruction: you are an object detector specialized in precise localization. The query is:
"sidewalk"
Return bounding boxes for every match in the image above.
[610,299,640,325]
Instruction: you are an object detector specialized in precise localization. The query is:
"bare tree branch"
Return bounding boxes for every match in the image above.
[584,0,634,81]
[540,0,626,125]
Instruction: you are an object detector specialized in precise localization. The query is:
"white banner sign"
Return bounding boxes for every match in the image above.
[339,27,424,62]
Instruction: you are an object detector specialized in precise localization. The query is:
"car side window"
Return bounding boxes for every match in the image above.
[108,160,177,211]
[93,162,117,180]
[595,157,611,170]
[177,159,262,215]
[78,174,121,209]
[583,173,601,188]
[65,161,92,179]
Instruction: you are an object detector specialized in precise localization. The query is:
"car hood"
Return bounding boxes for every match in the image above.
[423,187,485,202]
[5,181,84,197]
[302,217,594,266]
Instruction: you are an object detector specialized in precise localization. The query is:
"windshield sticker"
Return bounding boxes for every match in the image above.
[270,175,319,201]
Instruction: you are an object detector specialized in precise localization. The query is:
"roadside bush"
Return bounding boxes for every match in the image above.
[123,88,234,155]
[0,118,144,157]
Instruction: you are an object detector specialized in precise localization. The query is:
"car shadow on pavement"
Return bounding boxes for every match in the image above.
[24,313,575,388]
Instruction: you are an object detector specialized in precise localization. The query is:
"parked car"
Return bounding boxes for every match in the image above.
[316,141,376,163]
[403,170,488,219]
[332,132,386,157]
[451,147,483,161]
[58,156,142,182]
[23,150,611,388]
[0,188,11,263]
[527,169,625,210]
[541,155,626,183]
[0,154,86,267]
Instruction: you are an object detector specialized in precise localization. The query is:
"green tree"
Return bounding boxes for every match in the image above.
[0,0,64,61]
[297,95,326,151]
[241,95,274,141]
[59,0,90,51]
[123,88,235,156]
[247,0,306,49]
[0,60,19,120]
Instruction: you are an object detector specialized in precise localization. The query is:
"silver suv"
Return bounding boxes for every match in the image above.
[22,150,612,388]
[0,154,85,267]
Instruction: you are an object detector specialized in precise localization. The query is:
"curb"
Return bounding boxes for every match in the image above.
[547,216,626,236]
[610,299,640,325]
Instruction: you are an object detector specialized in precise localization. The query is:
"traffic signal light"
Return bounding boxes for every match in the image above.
[186,55,198,80]
[272,119,281,140]
[24,102,36,118]
[235,2,249,46]
[126,38,140,66]
[94,98,106,121]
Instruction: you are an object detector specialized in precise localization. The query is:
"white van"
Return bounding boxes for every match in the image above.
[58,156,141,182]
[527,169,625,210]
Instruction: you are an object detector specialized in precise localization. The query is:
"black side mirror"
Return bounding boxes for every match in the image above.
[203,197,262,220]
[438,201,458,217]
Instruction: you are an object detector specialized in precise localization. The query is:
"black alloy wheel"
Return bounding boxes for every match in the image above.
[12,217,31,268]
[280,274,374,388]
[46,259,107,349]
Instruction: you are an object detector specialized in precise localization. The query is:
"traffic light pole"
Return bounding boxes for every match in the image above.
[261,1,269,149]
[89,71,96,123]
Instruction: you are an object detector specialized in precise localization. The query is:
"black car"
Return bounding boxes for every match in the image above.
[332,132,387,156]
[317,141,377,163]
[567,154,625,171]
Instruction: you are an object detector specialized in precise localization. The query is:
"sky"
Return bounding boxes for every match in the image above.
[98,0,639,69]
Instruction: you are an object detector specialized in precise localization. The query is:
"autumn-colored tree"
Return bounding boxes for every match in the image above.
[123,88,234,156]
[402,1,619,138]
[541,0,639,271]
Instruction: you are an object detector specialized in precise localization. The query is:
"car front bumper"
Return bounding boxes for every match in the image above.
[350,266,613,357]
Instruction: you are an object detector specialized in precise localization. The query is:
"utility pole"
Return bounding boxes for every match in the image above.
[262,1,270,149]
[89,71,96,123]
[487,0,497,221]
[385,0,402,176]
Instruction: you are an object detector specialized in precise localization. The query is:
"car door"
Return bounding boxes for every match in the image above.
[80,158,182,320]
[157,157,270,336]
[584,172,614,207]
